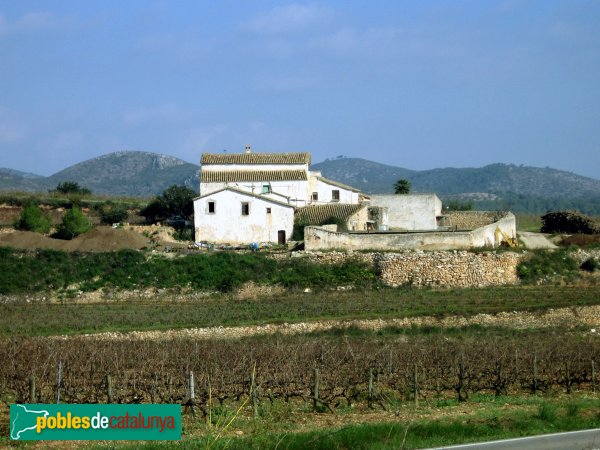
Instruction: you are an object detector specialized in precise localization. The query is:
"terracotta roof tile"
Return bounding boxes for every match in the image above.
[201,170,308,182]
[295,203,366,225]
[201,152,311,165]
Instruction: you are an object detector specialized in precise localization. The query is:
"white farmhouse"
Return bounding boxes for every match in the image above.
[193,147,365,244]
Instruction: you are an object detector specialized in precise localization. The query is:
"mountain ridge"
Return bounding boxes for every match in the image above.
[1,151,599,213]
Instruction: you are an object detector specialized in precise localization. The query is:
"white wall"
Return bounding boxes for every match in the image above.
[308,178,360,204]
[200,180,309,204]
[369,194,441,230]
[194,190,294,244]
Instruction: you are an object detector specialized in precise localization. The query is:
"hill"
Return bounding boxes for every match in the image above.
[2,151,600,213]
[0,151,200,197]
[312,158,600,214]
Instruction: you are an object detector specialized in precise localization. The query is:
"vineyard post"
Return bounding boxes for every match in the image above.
[29,374,36,403]
[188,370,196,418]
[387,349,393,377]
[56,361,62,404]
[532,354,538,394]
[368,368,373,409]
[592,360,596,393]
[312,368,319,412]
[413,363,419,407]
[251,366,258,418]
[106,374,113,403]
[565,362,572,394]
[514,349,518,382]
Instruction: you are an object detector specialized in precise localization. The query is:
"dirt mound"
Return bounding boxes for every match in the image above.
[67,227,151,252]
[0,230,66,250]
[0,227,152,252]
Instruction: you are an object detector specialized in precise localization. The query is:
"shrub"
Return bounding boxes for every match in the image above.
[517,250,580,283]
[55,206,93,240]
[53,181,91,196]
[540,211,598,234]
[96,201,129,225]
[580,258,598,273]
[13,203,52,233]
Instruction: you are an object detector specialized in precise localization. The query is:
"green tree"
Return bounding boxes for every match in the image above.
[140,185,196,224]
[55,206,93,240]
[13,203,52,233]
[445,200,474,211]
[54,181,91,196]
[394,179,411,194]
[96,201,129,225]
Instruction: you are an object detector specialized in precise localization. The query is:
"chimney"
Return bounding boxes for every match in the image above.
[245,144,251,154]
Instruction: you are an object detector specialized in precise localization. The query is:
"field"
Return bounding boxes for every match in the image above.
[1,224,599,448]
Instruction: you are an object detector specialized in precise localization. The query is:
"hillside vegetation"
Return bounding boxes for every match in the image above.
[2,151,600,213]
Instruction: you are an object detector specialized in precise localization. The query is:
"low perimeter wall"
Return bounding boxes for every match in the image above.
[376,251,521,287]
[304,212,516,251]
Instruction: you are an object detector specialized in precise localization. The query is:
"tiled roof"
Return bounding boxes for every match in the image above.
[201,152,311,165]
[295,203,366,225]
[201,170,308,183]
[315,176,361,193]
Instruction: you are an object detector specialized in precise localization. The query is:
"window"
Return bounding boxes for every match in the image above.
[241,202,250,216]
[266,207,272,214]
[262,184,271,194]
[207,201,215,214]
[312,192,318,201]
[332,190,340,201]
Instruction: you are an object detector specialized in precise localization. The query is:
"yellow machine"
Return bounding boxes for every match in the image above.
[495,227,518,247]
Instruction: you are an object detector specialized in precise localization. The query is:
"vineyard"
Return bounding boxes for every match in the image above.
[2,332,598,414]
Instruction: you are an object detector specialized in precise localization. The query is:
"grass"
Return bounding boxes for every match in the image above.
[516,214,542,232]
[1,285,600,337]
[95,396,600,450]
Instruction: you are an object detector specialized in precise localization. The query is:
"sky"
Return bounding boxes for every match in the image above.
[0,0,599,179]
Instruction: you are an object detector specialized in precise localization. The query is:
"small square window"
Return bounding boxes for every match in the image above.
[262,184,271,194]
[312,192,318,201]
[332,190,340,201]
[208,201,215,214]
[266,207,272,214]
[241,202,250,216]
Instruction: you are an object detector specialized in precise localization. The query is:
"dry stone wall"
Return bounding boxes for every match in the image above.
[377,251,521,287]
[286,249,522,288]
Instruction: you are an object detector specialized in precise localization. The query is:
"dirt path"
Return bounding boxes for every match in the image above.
[56,305,600,341]
[518,231,558,249]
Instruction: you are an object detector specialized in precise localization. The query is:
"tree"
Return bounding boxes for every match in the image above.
[445,200,474,211]
[96,201,129,225]
[55,206,93,240]
[53,181,91,196]
[394,179,411,194]
[140,185,196,225]
[13,203,52,233]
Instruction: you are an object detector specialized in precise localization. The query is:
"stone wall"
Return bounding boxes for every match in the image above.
[377,251,521,287]
[444,211,506,230]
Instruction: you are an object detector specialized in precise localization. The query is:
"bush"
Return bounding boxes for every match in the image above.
[540,211,598,234]
[96,201,129,225]
[517,250,580,283]
[55,207,93,240]
[580,258,599,273]
[54,181,91,196]
[13,203,52,233]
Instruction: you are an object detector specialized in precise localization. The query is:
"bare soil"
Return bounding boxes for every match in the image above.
[0,225,186,252]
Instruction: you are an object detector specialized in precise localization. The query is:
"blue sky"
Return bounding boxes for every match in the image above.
[1,0,599,179]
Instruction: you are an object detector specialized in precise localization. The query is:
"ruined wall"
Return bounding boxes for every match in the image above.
[378,251,521,287]
[444,211,505,230]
